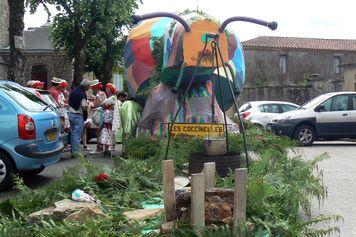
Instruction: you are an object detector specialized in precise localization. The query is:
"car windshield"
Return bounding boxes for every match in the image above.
[300,94,330,109]
[0,83,48,112]
[42,94,59,108]
[239,103,251,112]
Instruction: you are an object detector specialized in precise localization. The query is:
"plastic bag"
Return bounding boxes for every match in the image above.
[71,189,98,203]
[91,107,103,127]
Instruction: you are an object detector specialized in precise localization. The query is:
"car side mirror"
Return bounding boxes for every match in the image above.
[315,104,325,112]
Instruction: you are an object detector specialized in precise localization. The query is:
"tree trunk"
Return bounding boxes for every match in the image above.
[102,41,113,85]
[72,22,85,88]
[7,0,25,84]
[72,45,85,88]
[102,56,113,86]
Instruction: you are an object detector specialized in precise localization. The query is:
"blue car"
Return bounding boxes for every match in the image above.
[0,81,63,190]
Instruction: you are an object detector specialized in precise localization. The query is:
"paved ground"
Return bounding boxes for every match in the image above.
[0,144,118,200]
[296,141,356,237]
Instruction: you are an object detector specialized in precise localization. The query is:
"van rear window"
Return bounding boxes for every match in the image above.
[0,84,47,112]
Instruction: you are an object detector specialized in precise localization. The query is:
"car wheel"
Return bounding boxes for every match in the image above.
[253,123,265,131]
[0,152,15,190]
[20,167,45,177]
[294,125,315,146]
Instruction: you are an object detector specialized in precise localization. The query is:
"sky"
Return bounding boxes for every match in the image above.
[24,0,356,41]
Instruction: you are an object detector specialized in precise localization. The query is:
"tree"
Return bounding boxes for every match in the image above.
[85,6,129,85]
[28,0,139,87]
[8,0,25,84]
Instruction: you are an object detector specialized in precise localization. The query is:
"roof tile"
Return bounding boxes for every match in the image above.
[242,36,356,52]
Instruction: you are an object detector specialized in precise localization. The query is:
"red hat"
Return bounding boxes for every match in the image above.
[106,83,117,94]
[26,80,44,90]
[90,80,103,90]
[33,81,45,90]
[59,80,69,88]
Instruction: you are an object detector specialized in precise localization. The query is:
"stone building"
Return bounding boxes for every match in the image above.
[240,36,356,104]
[0,0,9,79]
[341,63,356,92]
[0,0,72,89]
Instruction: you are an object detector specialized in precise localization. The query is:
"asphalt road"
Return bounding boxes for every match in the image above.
[0,141,355,236]
[0,144,117,200]
[295,141,356,237]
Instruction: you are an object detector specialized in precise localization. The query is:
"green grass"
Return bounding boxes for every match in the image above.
[0,129,341,236]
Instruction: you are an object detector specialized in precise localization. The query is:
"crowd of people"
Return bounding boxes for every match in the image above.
[26,77,140,158]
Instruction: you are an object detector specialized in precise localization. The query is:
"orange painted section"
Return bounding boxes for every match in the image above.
[128,19,157,40]
[183,20,229,67]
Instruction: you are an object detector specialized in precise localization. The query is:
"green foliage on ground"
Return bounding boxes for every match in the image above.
[0,129,340,236]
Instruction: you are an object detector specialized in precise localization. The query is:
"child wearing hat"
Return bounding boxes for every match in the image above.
[99,98,115,157]
[50,77,63,103]
[26,80,45,90]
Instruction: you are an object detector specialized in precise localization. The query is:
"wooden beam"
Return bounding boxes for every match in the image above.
[162,160,175,222]
[233,168,247,236]
[204,162,216,190]
[191,173,205,228]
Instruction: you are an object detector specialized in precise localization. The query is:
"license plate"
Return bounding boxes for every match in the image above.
[47,132,56,141]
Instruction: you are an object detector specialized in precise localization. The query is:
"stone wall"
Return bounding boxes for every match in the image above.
[239,77,343,106]
[0,0,9,79]
[243,48,356,87]
[239,48,356,105]
[24,52,72,88]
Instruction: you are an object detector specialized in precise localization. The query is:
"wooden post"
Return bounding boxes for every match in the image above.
[191,173,205,229]
[233,168,247,236]
[204,162,216,190]
[162,160,175,222]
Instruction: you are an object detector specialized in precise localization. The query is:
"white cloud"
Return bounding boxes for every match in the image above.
[25,0,356,41]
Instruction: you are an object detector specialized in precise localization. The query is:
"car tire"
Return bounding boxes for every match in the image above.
[0,152,15,191]
[20,167,45,177]
[253,123,264,130]
[294,125,315,146]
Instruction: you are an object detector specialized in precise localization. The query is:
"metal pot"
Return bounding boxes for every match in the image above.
[203,138,227,156]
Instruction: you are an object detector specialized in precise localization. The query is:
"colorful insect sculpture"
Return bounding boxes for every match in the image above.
[124,11,277,137]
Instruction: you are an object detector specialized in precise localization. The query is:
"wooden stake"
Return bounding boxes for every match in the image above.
[233,168,247,236]
[204,162,216,190]
[162,160,175,222]
[191,173,205,228]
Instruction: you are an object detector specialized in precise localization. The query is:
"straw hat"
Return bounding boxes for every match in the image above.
[51,77,62,84]
[80,79,95,87]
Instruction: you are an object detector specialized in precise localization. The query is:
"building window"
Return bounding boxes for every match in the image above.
[334,57,340,74]
[279,55,287,74]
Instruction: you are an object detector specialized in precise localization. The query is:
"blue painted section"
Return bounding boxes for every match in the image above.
[230,35,245,92]
[149,18,173,50]
[124,40,134,68]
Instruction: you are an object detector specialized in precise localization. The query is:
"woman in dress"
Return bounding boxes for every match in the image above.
[105,83,121,150]
[86,81,107,153]
[99,99,115,157]
[58,80,71,151]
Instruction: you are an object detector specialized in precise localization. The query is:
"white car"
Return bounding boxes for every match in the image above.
[269,92,356,145]
[237,101,299,129]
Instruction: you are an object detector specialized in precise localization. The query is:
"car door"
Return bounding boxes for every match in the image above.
[316,94,351,136]
[0,95,18,144]
[349,95,356,135]
[280,104,299,113]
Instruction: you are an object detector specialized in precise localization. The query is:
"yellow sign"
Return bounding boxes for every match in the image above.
[170,123,225,138]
